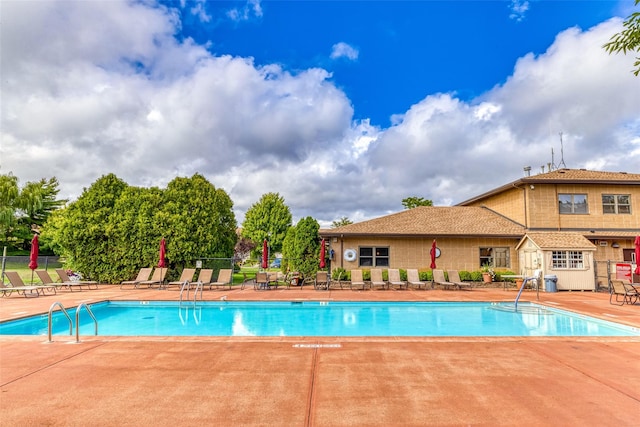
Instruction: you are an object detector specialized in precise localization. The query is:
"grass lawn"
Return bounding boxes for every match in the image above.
[3,264,281,287]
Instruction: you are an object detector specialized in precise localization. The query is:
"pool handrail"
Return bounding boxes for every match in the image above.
[75,302,97,342]
[48,302,73,342]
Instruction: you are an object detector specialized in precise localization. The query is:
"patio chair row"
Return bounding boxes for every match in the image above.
[1,269,99,297]
[346,268,472,291]
[609,279,639,305]
[119,267,236,290]
[253,268,474,291]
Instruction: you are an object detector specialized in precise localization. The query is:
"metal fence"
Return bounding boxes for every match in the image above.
[1,255,63,284]
[594,259,639,292]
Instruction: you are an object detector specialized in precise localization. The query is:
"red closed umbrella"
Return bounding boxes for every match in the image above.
[634,235,640,275]
[430,239,437,269]
[28,234,39,284]
[319,239,326,269]
[158,238,167,268]
[261,239,268,269]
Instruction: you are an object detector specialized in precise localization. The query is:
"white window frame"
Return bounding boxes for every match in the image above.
[552,250,585,269]
[602,194,631,214]
[359,246,389,267]
[558,193,588,214]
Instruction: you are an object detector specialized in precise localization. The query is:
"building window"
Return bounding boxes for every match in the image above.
[602,194,631,214]
[552,251,584,269]
[359,247,389,267]
[479,247,509,268]
[558,194,588,214]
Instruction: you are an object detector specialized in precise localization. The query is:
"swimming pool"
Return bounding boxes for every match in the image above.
[1,301,638,337]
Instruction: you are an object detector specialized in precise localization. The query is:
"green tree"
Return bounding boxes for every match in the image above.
[241,192,292,256]
[0,174,66,252]
[401,196,433,209]
[331,216,353,228]
[42,173,237,283]
[104,186,164,281]
[282,216,320,280]
[14,177,67,250]
[41,173,128,280]
[17,177,67,226]
[603,0,640,76]
[0,174,19,244]
[160,174,237,272]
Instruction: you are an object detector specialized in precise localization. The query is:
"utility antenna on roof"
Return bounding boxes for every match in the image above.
[558,132,567,169]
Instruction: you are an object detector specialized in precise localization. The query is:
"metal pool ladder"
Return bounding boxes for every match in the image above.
[180,280,203,305]
[48,301,98,343]
[75,303,98,342]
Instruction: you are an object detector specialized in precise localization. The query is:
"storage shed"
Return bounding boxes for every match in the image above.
[515,232,597,291]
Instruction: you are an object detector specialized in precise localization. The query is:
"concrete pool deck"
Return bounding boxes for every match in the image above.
[1,285,639,426]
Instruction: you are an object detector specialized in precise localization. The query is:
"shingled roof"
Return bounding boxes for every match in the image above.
[322,206,525,238]
[458,168,640,206]
[517,232,596,250]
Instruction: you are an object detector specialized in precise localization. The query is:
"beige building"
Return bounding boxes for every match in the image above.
[321,169,640,288]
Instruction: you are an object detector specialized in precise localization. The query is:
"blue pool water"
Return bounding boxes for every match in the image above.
[1,301,638,337]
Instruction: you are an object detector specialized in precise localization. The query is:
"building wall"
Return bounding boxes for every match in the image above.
[527,183,640,230]
[543,250,596,291]
[467,187,527,225]
[330,236,521,273]
[469,182,639,231]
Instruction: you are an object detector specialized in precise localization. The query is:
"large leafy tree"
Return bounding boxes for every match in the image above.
[0,173,66,251]
[241,192,292,256]
[41,173,128,279]
[603,0,640,76]
[402,196,433,209]
[160,174,237,270]
[331,216,353,228]
[104,186,164,280]
[0,174,19,243]
[42,173,237,283]
[282,216,320,280]
[15,177,67,248]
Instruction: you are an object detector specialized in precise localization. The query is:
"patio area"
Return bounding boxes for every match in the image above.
[1,285,639,426]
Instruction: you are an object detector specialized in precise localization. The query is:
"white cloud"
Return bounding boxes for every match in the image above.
[509,0,529,22]
[227,0,263,22]
[1,2,639,229]
[330,42,359,61]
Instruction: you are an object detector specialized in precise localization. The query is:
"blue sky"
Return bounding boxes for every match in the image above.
[2,0,640,226]
[168,0,618,126]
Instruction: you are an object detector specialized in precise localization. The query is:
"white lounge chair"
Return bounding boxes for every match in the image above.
[36,270,82,292]
[349,269,367,290]
[407,269,426,290]
[388,268,408,290]
[209,269,233,290]
[446,270,473,290]
[120,267,153,289]
[432,269,455,290]
[4,271,56,297]
[370,268,388,290]
[56,269,99,289]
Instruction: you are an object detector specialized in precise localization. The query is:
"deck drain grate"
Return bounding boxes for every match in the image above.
[293,343,342,348]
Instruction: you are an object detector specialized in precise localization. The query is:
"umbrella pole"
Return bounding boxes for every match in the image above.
[31,269,34,285]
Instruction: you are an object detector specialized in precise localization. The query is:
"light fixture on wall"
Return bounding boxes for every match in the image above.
[612,242,620,248]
